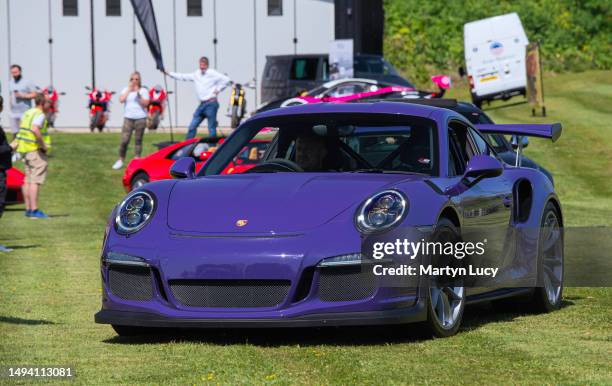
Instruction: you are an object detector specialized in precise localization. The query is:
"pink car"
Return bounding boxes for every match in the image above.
[263,76,451,109]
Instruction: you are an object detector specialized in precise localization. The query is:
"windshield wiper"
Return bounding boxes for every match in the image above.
[350,169,425,175]
[351,168,386,173]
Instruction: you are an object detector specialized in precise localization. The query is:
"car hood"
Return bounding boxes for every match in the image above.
[167,173,423,233]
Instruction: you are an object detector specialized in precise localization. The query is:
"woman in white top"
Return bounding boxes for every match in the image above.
[112,71,150,170]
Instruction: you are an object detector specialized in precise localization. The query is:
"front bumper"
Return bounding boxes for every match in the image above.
[95,301,426,328]
[97,218,433,328]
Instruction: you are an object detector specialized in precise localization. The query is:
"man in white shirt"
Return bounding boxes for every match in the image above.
[8,65,37,138]
[166,57,231,139]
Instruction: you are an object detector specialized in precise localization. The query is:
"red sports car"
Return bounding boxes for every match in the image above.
[122,136,271,191]
[6,167,24,204]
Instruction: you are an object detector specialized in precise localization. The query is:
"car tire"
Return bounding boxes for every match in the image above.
[130,172,150,191]
[531,201,564,312]
[424,218,465,337]
[112,324,155,337]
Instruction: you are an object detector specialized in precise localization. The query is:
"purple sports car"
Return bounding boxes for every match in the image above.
[96,102,564,338]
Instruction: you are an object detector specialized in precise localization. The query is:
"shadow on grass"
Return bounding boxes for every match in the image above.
[103,299,575,346]
[0,315,55,325]
[48,214,70,218]
[104,324,430,346]
[461,298,574,331]
[0,244,40,250]
[482,100,528,111]
[3,207,25,212]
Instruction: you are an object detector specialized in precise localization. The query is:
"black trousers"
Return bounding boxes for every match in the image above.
[0,170,6,218]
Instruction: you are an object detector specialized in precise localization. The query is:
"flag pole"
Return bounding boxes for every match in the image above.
[163,73,174,143]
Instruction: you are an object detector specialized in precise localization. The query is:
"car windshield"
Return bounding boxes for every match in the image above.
[201,114,438,176]
[234,142,269,165]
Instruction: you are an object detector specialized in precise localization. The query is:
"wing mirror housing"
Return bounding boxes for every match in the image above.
[445,155,503,196]
[170,157,196,179]
[464,154,503,181]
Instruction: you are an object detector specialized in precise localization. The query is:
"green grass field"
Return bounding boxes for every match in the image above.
[0,71,610,385]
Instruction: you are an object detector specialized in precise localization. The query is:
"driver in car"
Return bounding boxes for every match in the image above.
[294,136,329,172]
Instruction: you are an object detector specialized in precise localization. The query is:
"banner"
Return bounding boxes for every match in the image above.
[329,39,353,80]
[130,0,164,71]
[526,42,545,116]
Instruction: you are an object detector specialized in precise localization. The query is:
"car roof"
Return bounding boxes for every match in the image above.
[249,101,447,121]
[348,98,491,122]
[265,53,385,59]
[321,78,380,88]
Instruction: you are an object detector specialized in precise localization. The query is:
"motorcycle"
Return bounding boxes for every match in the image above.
[41,86,66,128]
[85,86,114,132]
[228,80,255,128]
[147,85,172,131]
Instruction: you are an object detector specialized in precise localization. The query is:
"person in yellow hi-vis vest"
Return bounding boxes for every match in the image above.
[16,93,52,219]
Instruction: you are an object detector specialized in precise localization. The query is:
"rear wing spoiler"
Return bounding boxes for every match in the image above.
[475,123,562,142]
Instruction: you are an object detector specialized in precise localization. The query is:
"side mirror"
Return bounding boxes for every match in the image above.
[445,155,503,196]
[464,154,503,181]
[511,135,529,150]
[170,157,196,179]
[458,66,466,77]
[199,151,213,162]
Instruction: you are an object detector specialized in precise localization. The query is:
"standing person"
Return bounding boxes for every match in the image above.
[112,72,149,170]
[0,94,15,251]
[16,93,52,219]
[165,56,231,139]
[8,65,37,139]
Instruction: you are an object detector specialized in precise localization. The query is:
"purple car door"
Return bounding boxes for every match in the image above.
[447,121,513,291]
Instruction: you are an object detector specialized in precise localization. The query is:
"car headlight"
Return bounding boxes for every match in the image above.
[115,191,155,235]
[355,190,408,233]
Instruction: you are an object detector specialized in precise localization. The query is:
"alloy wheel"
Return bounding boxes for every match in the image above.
[541,211,563,305]
[430,285,464,328]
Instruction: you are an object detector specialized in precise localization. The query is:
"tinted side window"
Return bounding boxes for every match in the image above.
[485,134,511,153]
[327,83,370,97]
[290,58,318,81]
[448,129,466,176]
[449,122,474,158]
[469,127,491,155]
[170,143,196,160]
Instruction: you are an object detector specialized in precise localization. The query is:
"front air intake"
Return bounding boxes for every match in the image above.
[317,266,377,301]
[108,265,154,301]
[169,279,291,308]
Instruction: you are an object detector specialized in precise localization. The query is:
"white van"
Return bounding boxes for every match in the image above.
[464,13,529,107]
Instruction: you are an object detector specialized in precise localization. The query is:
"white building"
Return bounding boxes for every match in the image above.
[0,0,334,128]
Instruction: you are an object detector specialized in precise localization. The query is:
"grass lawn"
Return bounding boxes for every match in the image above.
[0,70,610,385]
